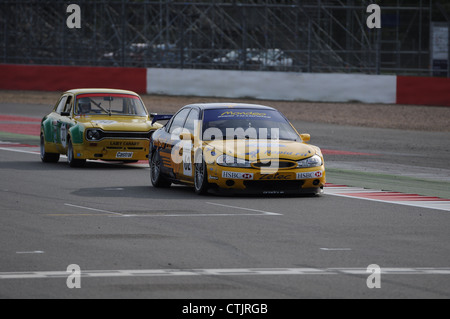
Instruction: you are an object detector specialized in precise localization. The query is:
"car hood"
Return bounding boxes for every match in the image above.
[75,116,153,131]
[203,139,319,161]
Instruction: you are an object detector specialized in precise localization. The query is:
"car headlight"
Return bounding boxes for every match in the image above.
[216,154,251,168]
[297,155,322,168]
[86,129,102,141]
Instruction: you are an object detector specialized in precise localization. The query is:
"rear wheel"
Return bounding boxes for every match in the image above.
[67,138,86,168]
[150,150,171,188]
[40,133,60,163]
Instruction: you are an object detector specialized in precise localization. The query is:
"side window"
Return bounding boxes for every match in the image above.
[183,109,200,134]
[63,96,73,114]
[168,108,191,134]
[55,96,68,114]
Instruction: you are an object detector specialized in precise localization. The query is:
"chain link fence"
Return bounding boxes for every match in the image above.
[0,0,442,76]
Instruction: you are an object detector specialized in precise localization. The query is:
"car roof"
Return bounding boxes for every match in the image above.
[64,88,140,96]
[185,103,276,111]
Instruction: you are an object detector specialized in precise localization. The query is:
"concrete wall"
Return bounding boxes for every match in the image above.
[1,64,449,106]
[146,68,397,104]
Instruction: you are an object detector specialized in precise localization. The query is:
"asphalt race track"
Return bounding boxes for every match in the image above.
[1,102,450,299]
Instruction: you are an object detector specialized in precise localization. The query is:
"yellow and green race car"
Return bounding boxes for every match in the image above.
[150,103,326,196]
[40,88,162,167]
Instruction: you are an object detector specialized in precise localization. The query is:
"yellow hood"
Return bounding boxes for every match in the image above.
[203,139,318,161]
[75,115,153,132]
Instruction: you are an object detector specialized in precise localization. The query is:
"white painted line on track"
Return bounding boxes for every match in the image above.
[1,267,450,280]
[15,251,45,254]
[320,248,352,251]
[64,203,125,217]
[0,147,40,155]
[325,186,450,212]
[206,202,282,216]
[63,202,282,218]
[3,144,448,213]
[328,192,450,212]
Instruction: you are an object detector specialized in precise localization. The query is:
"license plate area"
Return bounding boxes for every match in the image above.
[116,152,134,159]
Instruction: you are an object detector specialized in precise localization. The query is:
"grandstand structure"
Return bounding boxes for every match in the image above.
[0,0,443,76]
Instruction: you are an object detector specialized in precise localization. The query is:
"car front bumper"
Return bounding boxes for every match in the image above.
[206,164,326,194]
[73,139,150,161]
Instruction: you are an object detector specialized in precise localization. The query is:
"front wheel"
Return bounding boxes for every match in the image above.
[67,139,86,168]
[194,153,210,195]
[40,133,60,163]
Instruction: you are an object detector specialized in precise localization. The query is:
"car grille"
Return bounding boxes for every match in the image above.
[101,131,151,139]
[243,180,305,191]
[251,160,297,170]
[86,130,151,142]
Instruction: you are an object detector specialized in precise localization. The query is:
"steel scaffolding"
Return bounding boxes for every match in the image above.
[0,0,439,76]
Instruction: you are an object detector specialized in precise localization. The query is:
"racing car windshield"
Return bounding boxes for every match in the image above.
[202,108,300,141]
[74,94,147,117]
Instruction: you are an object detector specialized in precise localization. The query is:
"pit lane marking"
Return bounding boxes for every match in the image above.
[2,267,450,280]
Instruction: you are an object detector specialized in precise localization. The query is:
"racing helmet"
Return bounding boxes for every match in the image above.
[78,98,91,114]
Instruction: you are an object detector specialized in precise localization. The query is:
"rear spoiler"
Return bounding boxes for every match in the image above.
[151,113,173,125]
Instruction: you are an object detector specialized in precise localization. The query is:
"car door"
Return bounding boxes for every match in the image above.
[53,94,74,152]
[159,107,191,178]
[178,108,200,183]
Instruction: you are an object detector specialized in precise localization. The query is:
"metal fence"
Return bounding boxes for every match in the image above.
[0,0,442,76]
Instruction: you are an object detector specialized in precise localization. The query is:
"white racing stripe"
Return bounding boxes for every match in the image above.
[1,267,450,280]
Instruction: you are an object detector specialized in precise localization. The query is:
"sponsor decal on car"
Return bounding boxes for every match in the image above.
[182,144,192,177]
[116,152,134,159]
[259,173,292,180]
[296,170,323,179]
[222,171,254,180]
[109,141,141,146]
[60,123,68,148]
[91,120,118,125]
[218,111,270,119]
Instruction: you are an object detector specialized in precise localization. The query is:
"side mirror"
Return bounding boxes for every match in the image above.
[300,133,310,143]
[180,132,194,141]
[150,113,157,118]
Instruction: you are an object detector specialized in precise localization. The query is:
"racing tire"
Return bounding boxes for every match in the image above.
[194,152,210,195]
[40,133,60,163]
[67,139,86,168]
[150,150,171,188]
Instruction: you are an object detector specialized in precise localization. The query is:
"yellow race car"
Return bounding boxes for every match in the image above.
[150,103,325,195]
[40,89,162,167]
